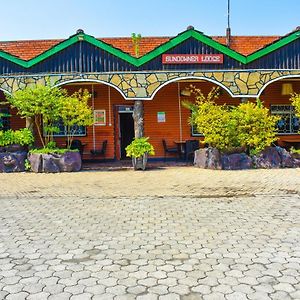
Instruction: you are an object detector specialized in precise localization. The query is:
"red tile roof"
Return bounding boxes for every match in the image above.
[212,36,280,56]
[0,34,281,61]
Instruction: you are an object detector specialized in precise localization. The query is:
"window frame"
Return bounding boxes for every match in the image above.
[270,104,299,135]
[43,118,87,137]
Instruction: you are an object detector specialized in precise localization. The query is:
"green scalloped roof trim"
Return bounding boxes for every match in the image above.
[0,29,299,68]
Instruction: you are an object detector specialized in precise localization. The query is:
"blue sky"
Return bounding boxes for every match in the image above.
[2,0,300,41]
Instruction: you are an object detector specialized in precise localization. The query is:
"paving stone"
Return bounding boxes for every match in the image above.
[48,292,72,300]
[26,292,51,300]
[0,168,299,300]
[136,294,159,300]
[226,292,248,300]
[5,292,29,300]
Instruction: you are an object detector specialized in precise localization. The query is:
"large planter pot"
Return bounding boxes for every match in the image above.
[0,151,27,172]
[28,151,82,173]
[132,153,148,170]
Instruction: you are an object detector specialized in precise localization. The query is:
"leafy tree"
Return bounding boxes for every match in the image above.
[60,89,93,149]
[7,83,65,147]
[7,83,93,150]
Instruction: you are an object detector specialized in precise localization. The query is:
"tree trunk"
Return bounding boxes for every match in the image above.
[133,100,144,138]
[25,117,34,133]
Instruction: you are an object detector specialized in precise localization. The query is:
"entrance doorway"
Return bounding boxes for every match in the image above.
[118,107,134,159]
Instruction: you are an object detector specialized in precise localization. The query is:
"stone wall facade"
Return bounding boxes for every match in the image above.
[1,70,300,99]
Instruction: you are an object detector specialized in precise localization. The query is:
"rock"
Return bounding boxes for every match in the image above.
[5,144,27,152]
[222,153,253,170]
[253,147,281,168]
[28,153,42,173]
[41,154,61,173]
[28,152,81,173]
[294,159,300,167]
[194,147,222,170]
[0,151,27,172]
[275,146,294,168]
[58,152,82,172]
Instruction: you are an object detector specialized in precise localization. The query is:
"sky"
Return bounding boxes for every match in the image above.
[1,0,300,41]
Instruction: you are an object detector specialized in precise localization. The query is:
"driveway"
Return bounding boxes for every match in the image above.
[0,167,299,299]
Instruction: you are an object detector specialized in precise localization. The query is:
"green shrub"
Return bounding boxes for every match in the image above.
[183,87,279,155]
[125,137,155,158]
[29,148,78,155]
[232,100,279,155]
[290,147,300,154]
[0,128,34,147]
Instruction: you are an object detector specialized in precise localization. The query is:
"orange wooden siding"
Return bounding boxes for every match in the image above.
[1,80,300,159]
[54,84,133,160]
[144,81,240,157]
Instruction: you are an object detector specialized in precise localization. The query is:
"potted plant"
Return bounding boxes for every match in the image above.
[125,137,155,170]
[0,128,34,172]
[7,83,93,173]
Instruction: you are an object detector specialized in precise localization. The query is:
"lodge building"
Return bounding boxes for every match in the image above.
[0,26,299,160]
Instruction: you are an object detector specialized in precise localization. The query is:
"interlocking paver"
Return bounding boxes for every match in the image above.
[0,168,299,299]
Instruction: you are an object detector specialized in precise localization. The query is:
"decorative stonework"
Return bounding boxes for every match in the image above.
[1,70,300,99]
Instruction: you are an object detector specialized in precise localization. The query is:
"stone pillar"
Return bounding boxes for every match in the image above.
[133,100,144,138]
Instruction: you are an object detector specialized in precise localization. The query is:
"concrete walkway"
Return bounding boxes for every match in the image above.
[0,167,299,299]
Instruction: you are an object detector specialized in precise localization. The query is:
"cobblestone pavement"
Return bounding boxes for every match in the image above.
[0,167,299,299]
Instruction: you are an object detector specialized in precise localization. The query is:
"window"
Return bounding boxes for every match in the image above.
[191,123,203,137]
[270,105,299,134]
[0,108,10,131]
[45,118,86,137]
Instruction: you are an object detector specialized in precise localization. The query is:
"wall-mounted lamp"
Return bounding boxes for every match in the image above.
[180,88,191,97]
[281,83,293,95]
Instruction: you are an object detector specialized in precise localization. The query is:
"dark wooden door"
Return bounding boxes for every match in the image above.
[119,112,134,159]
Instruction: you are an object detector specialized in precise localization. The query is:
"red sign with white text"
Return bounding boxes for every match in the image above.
[162,54,224,64]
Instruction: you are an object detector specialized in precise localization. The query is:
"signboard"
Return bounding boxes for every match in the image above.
[94,110,106,126]
[157,112,166,123]
[162,54,223,64]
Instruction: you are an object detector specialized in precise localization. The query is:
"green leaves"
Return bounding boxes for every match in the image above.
[185,88,279,155]
[7,82,93,149]
[0,128,34,147]
[125,137,155,158]
[290,93,300,122]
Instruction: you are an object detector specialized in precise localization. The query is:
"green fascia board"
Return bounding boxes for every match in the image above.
[246,31,300,63]
[0,29,299,68]
[82,35,139,65]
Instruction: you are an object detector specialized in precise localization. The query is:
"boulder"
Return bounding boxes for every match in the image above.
[28,152,81,173]
[194,147,222,170]
[28,153,42,173]
[253,147,281,169]
[275,146,294,168]
[291,152,300,167]
[222,153,253,170]
[58,152,82,172]
[294,159,300,167]
[0,151,27,172]
[41,154,61,173]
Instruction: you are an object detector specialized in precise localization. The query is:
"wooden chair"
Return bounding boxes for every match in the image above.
[90,140,107,157]
[185,140,200,162]
[162,139,178,161]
